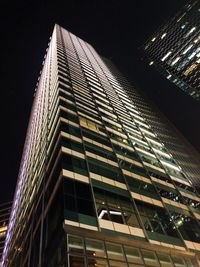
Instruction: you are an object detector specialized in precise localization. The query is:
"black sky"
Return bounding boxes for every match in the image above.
[1,0,200,204]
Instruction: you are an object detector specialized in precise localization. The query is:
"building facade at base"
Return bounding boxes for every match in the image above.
[2,25,200,267]
[144,0,200,100]
[0,202,11,266]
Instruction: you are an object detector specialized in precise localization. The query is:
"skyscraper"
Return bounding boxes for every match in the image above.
[0,202,11,266]
[2,25,200,267]
[144,0,200,100]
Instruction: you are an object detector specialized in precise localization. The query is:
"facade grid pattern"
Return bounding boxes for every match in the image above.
[144,0,200,100]
[2,25,200,267]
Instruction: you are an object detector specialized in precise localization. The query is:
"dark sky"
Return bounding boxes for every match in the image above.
[1,0,200,204]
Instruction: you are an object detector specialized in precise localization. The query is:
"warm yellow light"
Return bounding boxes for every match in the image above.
[0,226,7,233]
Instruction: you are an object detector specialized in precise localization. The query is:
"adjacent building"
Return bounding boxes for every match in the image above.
[2,25,200,267]
[0,202,11,266]
[144,0,200,100]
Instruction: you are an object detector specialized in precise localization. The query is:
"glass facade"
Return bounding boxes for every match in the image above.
[2,25,200,266]
[66,234,195,267]
[144,0,200,100]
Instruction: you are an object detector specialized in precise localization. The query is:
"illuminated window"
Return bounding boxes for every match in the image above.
[161,51,172,62]
[171,57,180,66]
[85,238,106,258]
[80,117,98,131]
[183,63,197,76]
[0,225,7,233]
[161,33,167,39]
[182,44,193,55]
[188,52,196,60]
[94,188,140,228]
[0,231,6,238]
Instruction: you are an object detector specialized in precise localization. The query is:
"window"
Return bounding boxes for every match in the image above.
[80,117,99,131]
[157,253,173,267]
[135,200,179,237]
[124,246,143,264]
[62,155,88,176]
[82,129,110,146]
[156,186,183,204]
[69,255,85,267]
[94,188,140,228]
[0,231,6,238]
[76,98,96,109]
[108,132,128,145]
[126,177,159,199]
[170,212,200,243]
[85,238,106,258]
[78,107,100,121]
[68,235,84,254]
[109,260,128,267]
[148,171,169,183]
[183,63,197,76]
[171,256,187,267]
[88,161,124,183]
[87,258,108,267]
[113,144,140,161]
[85,143,116,162]
[141,250,159,266]
[60,109,79,123]
[120,160,147,177]
[66,234,196,267]
[61,137,84,154]
[106,242,125,261]
[64,179,96,218]
[140,154,162,168]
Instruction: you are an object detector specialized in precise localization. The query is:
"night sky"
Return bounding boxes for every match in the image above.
[1,0,200,204]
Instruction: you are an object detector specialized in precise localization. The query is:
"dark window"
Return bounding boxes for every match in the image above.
[82,129,111,147]
[126,177,160,199]
[63,179,96,218]
[85,143,116,162]
[88,161,124,183]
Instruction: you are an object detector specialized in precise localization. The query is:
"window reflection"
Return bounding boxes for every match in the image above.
[94,188,140,228]
[68,235,84,254]
[157,187,183,203]
[85,238,106,258]
[106,242,125,261]
[171,256,187,267]
[135,200,179,237]
[141,249,160,267]
[157,253,174,267]
[170,212,200,243]
[124,246,143,264]
[88,258,108,267]
[67,234,196,267]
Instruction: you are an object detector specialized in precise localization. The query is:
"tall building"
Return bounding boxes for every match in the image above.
[0,202,11,266]
[144,0,200,100]
[2,24,200,267]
